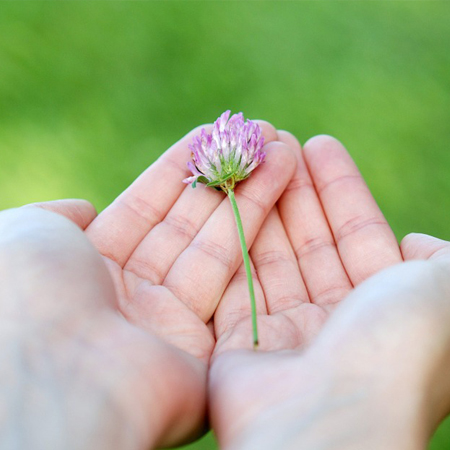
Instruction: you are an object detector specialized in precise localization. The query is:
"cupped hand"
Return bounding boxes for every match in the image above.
[85,124,294,361]
[77,123,295,446]
[210,134,450,449]
[213,133,402,353]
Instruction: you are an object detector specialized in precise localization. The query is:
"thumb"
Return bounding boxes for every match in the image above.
[401,233,450,262]
[22,199,97,230]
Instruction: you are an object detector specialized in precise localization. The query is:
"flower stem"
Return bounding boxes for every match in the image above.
[227,189,259,349]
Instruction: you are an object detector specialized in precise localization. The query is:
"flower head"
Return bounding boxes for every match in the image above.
[183,110,265,192]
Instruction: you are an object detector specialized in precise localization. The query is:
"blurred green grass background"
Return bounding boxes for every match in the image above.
[1,2,449,449]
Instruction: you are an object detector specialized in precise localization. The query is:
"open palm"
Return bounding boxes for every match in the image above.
[214,133,402,353]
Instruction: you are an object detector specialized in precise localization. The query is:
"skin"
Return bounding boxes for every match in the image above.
[1,127,449,449]
[210,133,450,449]
[0,123,296,449]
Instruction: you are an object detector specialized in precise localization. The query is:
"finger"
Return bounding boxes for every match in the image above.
[86,121,279,269]
[24,199,97,230]
[303,135,402,285]
[277,131,352,307]
[123,121,280,284]
[214,257,266,340]
[163,141,297,322]
[85,125,213,266]
[124,183,223,284]
[250,207,309,314]
[253,120,278,143]
[401,233,450,262]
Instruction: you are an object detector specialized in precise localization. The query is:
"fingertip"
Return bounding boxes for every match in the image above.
[400,233,420,260]
[72,198,97,216]
[401,233,450,261]
[303,134,346,156]
[26,199,98,230]
[277,130,302,152]
[253,120,278,143]
[302,136,351,178]
[301,135,357,191]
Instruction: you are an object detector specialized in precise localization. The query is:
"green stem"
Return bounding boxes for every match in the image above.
[228,189,259,349]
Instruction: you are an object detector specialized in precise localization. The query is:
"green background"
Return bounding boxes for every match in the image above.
[1,2,449,449]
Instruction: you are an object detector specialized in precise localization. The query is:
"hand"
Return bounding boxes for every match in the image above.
[0,124,297,449]
[210,134,450,449]
[85,123,295,360]
[82,122,297,446]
